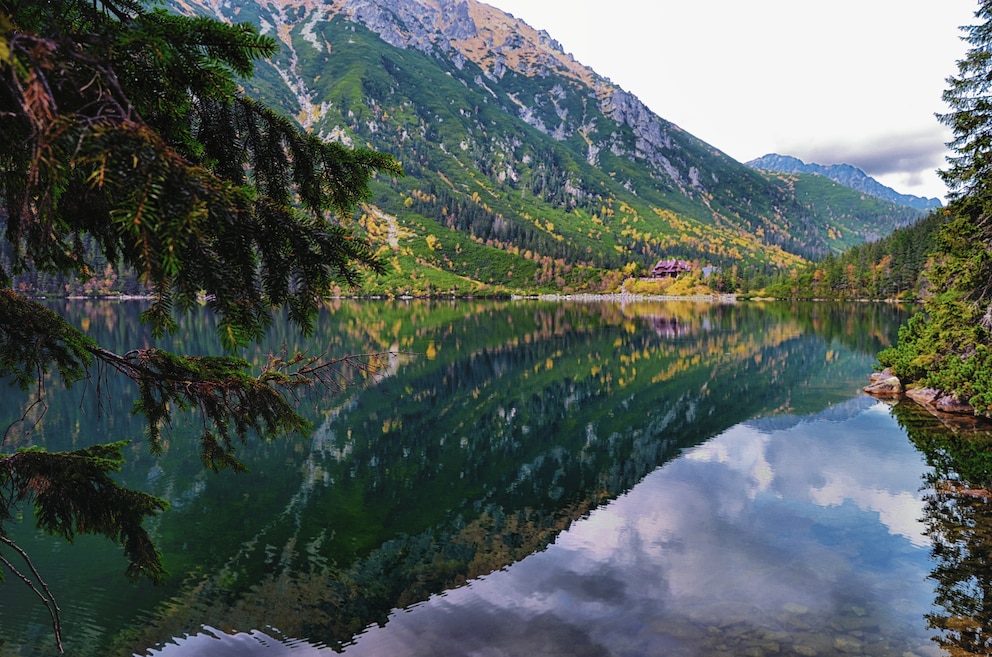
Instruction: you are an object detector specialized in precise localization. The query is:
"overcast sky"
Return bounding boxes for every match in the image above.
[484,1,977,202]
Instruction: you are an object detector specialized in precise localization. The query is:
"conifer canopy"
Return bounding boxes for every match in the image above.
[0,0,401,648]
[879,1,992,413]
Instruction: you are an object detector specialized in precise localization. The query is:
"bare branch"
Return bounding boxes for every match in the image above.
[0,535,63,653]
[2,398,48,447]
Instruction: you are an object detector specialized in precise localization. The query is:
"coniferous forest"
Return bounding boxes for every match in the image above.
[872,0,992,417]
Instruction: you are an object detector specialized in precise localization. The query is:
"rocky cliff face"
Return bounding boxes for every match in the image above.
[334,0,599,85]
[175,0,734,201]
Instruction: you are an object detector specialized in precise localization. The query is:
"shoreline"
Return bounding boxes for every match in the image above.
[32,292,915,304]
[512,293,738,303]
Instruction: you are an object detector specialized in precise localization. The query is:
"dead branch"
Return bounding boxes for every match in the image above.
[0,535,63,652]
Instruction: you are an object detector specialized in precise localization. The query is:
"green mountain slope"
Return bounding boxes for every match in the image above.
[166,0,922,294]
[756,170,929,252]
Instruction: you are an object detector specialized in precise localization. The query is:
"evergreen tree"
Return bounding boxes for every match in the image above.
[942,0,992,203]
[0,0,400,648]
[878,1,992,412]
[938,0,992,329]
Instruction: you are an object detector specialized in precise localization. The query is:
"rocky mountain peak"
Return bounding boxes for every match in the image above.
[216,0,692,189]
[324,0,607,91]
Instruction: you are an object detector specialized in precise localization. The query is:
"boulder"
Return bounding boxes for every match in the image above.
[906,387,975,415]
[868,368,893,383]
[863,368,903,398]
[935,393,975,415]
[905,387,941,405]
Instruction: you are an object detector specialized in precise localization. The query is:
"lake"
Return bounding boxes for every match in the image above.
[0,298,986,656]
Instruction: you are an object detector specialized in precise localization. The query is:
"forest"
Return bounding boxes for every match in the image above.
[754,210,946,300]
[870,0,992,417]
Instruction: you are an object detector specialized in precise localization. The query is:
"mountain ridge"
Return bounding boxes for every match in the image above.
[746,153,942,211]
[163,0,928,294]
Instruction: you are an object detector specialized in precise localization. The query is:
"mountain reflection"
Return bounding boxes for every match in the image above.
[0,300,911,656]
[314,397,935,657]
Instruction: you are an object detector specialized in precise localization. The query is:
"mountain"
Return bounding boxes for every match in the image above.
[746,167,929,252]
[746,154,943,211]
[163,0,926,294]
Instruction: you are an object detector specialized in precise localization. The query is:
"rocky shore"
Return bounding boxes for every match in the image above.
[864,368,991,428]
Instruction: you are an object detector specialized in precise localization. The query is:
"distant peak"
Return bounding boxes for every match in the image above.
[747,153,942,211]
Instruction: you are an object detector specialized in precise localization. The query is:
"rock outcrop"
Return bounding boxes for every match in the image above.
[863,368,903,398]
[865,369,982,425]
[904,386,975,415]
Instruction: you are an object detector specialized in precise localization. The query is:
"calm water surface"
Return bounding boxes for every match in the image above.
[339,401,932,657]
[0,299,981,656]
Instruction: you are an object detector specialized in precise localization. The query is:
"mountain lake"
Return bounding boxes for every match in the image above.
[0,298,988,656]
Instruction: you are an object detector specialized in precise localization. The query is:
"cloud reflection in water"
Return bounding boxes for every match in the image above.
[340,399,933,656]
[148,399,935,656]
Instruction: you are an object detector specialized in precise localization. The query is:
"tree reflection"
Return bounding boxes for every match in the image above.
[893,402,992,656]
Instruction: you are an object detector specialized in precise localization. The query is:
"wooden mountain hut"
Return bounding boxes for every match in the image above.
[651,259,692,278]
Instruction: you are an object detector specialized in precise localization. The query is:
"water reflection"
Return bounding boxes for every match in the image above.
[333,398,934,657]
[0,300,948,656]
[893,402,992,656]
[153,397,936,656]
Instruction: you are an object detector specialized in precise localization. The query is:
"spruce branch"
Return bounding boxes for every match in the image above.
[0,0,404,648]
[0,444,170,583]
[85,344,396,471]
[2,397,48,447]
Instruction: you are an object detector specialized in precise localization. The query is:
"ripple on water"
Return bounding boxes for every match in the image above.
[142,626,332,656]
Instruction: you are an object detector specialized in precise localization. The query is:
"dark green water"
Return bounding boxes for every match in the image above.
[0,299,979,656]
